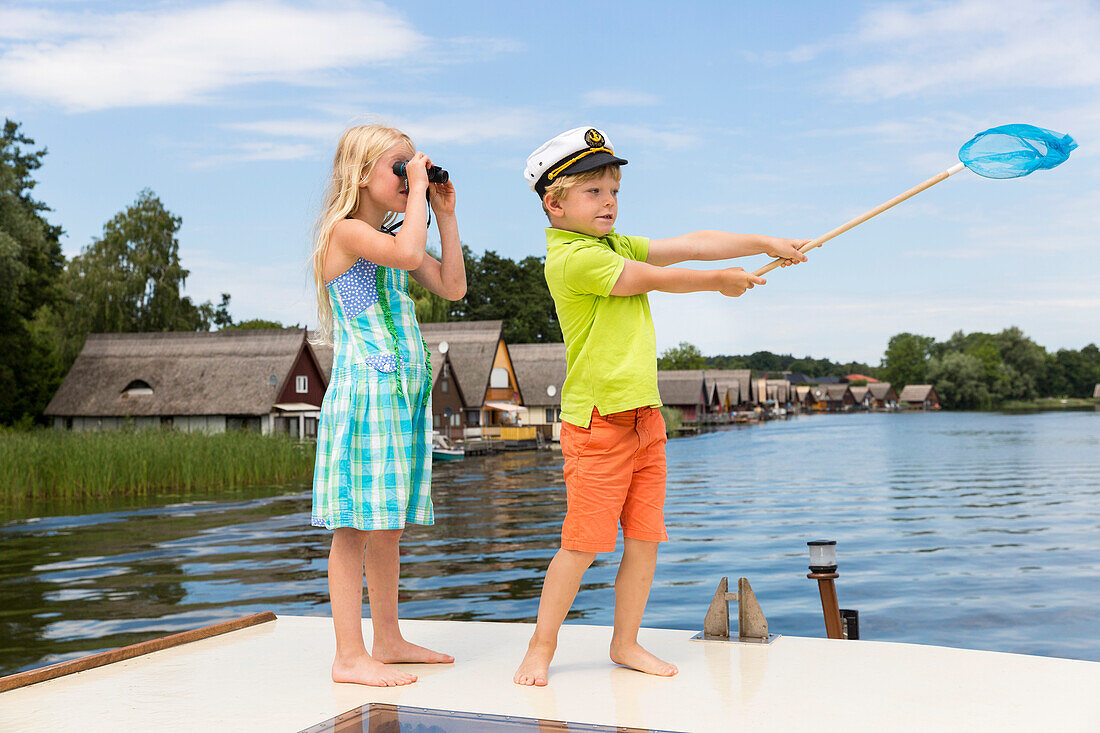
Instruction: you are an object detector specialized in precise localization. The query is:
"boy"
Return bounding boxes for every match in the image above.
[514,127,807,686]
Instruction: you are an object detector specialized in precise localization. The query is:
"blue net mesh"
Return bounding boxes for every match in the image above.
[958,124,1077,179]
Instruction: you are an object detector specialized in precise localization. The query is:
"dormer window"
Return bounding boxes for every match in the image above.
[122,379,153,396]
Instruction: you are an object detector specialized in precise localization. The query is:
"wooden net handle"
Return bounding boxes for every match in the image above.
[754,162,966,277]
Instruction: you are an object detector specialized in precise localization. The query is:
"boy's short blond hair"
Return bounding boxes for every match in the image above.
[541,164,623,217]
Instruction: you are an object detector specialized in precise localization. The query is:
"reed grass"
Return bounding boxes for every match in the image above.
[0,429,316,502]
[660,406,683,435]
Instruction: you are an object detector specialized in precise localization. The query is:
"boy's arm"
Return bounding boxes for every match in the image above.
[609,258,765,298]
[647,231,808,267]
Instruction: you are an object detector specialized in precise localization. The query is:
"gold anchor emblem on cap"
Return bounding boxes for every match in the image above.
[584,129,604,147]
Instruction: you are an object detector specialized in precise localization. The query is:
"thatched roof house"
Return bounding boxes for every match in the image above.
[510,342,567,440]
[867,382,898,409]
[45,329,325,436]
[850,384,871,405]
[899,384,940,409]
[703,369,753,408]
[658,370,709,423]
[824,383,855,411]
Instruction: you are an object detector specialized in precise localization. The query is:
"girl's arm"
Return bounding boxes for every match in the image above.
[410,180,467,300]
[331,153,433,271]
[609,258,766,297]
[646,231,808,267]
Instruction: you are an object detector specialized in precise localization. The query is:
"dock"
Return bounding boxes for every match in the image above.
[3,615,1099,731]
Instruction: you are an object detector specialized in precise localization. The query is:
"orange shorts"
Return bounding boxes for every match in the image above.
[559,407,669,553]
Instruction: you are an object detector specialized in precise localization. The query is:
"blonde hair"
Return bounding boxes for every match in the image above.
[311,124,413,345]
[541,164,622,217]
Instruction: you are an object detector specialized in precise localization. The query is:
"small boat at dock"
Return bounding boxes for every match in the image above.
[431,432,465,461]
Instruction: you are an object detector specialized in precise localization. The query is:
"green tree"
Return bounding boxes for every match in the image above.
[927,352,992,409]
[450,247,560,343]
[0,120,65,424]
[58,190,219,363]
[882,332,935,389]
[407,276,450,324]
[659,342,705,370]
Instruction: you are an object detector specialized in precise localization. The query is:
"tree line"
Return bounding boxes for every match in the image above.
[660,328,1100,410]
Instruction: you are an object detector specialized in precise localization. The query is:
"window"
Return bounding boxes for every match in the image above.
[441,379,448,393]
[466,410,480,427]
[295,375,308,393]
[450,414,460,427]
[433,414,441,428]
[490,367,509,389]
[545,408,554,423]
[122,379,153,396]
[442,362,449,378]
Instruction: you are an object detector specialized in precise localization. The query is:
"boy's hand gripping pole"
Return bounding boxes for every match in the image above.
[754,162,966,277]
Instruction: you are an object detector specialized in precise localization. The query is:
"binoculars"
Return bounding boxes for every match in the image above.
[392,160,449,184]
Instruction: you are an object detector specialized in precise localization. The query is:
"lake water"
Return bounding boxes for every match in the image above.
[2,410,1099,675]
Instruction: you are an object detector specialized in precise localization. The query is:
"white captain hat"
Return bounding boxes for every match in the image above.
[524,126,627,196]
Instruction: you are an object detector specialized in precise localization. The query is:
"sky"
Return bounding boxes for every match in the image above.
[2,0,1097,364]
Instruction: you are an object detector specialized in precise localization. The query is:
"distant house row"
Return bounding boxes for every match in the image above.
[44,324,941,440]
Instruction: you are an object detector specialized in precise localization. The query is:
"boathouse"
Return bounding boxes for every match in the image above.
[823,383,856,412]
[657,370,709,423]
[45,329,326,437]
[867,382,898,410]
[511,342,566,442]
[899,384,940,410]
[419,320,525,438]
[703,369,754,412]
[849,384,872,409]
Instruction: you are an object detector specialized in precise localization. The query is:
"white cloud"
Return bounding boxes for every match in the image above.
[0,1,424,110]
[224,107,546,148]
[836,0,1100,99]
[582,89,660,107]
[191,141,320,167]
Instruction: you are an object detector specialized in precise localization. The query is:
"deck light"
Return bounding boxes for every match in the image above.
[808,540,837,573]
[439,341,449,354]
[807,540,844,640]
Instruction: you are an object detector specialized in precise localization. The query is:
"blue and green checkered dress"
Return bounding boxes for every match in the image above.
[311,257,433,531]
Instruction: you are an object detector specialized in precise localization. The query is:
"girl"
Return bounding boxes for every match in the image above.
[311,125,466,687]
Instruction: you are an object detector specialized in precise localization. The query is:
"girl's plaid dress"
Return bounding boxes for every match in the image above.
[312,257,433,530]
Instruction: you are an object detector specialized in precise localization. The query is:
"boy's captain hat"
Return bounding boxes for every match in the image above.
[525,126,627,197]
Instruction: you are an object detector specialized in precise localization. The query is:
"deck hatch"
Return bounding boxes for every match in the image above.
[300,702,684,732]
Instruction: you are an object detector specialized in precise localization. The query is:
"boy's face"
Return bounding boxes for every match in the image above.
[546,169,619,237]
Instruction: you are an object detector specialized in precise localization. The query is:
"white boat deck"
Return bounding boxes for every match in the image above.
[3,616,1099,732]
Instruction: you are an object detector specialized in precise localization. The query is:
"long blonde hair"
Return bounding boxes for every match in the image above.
[311,124,414,345]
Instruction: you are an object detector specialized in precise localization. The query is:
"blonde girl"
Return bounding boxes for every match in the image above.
[311,124,466,687]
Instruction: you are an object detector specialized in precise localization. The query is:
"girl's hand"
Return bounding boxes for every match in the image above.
[405,151,431,192]
[429,179,456,216]
[717,267,766,297]
[762,236,810,267]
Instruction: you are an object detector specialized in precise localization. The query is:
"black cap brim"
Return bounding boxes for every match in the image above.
[559,150,627,177]
[536,151,628,196]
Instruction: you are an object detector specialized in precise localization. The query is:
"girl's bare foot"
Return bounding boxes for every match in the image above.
[332,653,417,686]
[609,641,678,677]
[513,640,555,686]
[372,638,454,664]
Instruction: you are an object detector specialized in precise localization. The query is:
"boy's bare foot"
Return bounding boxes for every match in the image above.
[513,640,555,686]
[372,638,454,665]
[609,642,678,677]
[332,653,418,686]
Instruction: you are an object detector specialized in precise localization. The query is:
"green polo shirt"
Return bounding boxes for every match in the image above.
[544,227,662,428]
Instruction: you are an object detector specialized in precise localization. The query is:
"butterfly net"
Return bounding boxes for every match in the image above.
[958,124,1077,179]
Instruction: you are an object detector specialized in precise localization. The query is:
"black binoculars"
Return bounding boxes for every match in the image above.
[392,160,449,184]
